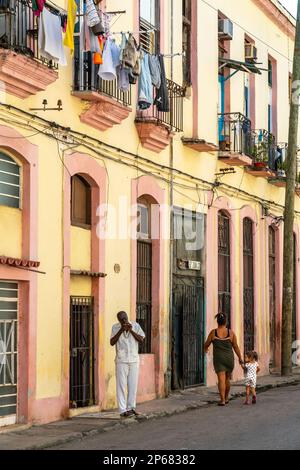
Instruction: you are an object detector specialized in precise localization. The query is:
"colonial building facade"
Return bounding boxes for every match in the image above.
[0,0,299,426]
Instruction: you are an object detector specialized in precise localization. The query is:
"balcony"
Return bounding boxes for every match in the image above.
[0,0,58,98]
[72,52,132,132]
[135,79,185,153]
[218,113,253,166]
[246,130,277,178]
[268,143,288,188]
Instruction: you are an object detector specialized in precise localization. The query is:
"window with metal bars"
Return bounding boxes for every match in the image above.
[136,200,152,354]
[0,152,20,209]
[139,0,160,54]
[218,211,231,328]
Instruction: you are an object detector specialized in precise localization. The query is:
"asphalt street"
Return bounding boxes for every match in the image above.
[49,383,300,450]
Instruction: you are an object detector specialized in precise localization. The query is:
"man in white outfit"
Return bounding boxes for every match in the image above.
[110,311,145,418]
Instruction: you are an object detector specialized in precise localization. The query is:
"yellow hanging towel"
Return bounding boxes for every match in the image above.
[63,0,77,54]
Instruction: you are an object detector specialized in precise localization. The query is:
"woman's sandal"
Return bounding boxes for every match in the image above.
[218,402,226,406]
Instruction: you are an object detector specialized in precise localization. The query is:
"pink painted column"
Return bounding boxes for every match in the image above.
[269,55,278,139]
[191,0,198,138]
[206,196,241,385]
[266,218,283,372]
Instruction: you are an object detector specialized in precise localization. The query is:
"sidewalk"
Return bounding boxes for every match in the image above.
[0,369,299,450]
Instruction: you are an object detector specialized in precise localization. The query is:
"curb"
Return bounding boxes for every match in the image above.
[21,376,300,450]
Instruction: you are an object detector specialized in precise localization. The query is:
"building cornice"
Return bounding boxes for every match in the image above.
[252,0,296,39]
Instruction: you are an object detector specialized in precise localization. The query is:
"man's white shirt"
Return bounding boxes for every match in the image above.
[111,321,145,363]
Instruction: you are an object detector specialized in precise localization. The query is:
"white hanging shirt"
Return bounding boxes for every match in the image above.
[98,39,117,81]
[111,321,145,364]
[38,8,67,66]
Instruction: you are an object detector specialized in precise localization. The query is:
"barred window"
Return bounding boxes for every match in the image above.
[0,152,20,209]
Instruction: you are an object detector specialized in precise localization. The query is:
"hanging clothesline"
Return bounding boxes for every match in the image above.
[44,0,125,18]
[108,28,157,36]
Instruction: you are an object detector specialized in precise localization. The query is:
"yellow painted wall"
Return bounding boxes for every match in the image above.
[70,276,92,296]
[0,0,299,411]
[70,226,91,271]
[0,206,22,258]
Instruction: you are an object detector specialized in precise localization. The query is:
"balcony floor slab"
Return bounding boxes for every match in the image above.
[219,152,253,166]
[73,90,132,132]
[245,167,277,178]
[268,178,286,188]
[182,138,218,153]
[0,49,58,99]
[135,120,174,153]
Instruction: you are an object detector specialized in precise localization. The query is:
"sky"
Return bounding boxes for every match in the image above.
[280,0,297,17]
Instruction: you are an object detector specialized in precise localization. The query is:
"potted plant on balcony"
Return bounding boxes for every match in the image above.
[219,135,231,152]
[252,140,269,168]
[276,160,286,178]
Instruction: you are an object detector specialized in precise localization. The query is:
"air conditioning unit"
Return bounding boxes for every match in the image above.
[218,19,233,40]
[245,44,258,63]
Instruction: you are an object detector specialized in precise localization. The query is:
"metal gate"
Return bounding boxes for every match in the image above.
[218,211,231,327]
[269,227,276,368]
[0,281,18,421]
[70,297,95,408]
[136,240,152,354]
[172,275,205,389]
[243,218,254,354]
[293,235,297,346]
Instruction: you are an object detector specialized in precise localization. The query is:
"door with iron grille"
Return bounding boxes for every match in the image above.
[293,235,297,347]
[172,275,205,389]
[70,297,95,408]
[0,282,18,423]
[172,209,206,389]
[243,218,254,354]
[269,227,276,368]
[136,240,152,354]
[218,211,231,327]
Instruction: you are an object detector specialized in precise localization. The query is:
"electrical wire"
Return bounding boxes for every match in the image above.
[1,102,300,219]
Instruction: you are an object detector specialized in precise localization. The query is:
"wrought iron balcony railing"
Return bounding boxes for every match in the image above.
[136,79,185,132]
[73,50,132,107]
[218,112,252,157]
[251,129,276,170]
[0,0,57,68]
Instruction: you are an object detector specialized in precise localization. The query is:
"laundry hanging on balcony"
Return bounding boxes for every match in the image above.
[148,54,161,89]
[32,0,46,17]
[154,55,170,112]
[63,0,77,53]
[98,38,120,80]
[138,53,154,110]
[38,7,67,66]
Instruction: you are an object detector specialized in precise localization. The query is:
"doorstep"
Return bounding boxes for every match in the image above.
[0,423,31,435]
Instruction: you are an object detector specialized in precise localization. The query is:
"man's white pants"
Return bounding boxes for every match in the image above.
[116,362,139,414]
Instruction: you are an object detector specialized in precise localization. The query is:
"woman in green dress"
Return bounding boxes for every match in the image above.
[205,313,244,406]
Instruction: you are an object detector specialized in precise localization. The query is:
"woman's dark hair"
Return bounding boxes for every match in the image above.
[215,313,227,326]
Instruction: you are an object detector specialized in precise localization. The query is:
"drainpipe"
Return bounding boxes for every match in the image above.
[166,0,174,396]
